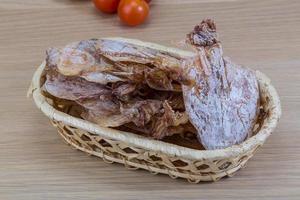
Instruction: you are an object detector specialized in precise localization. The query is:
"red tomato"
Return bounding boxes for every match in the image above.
[93,0,120,14]
[118,0,149,26]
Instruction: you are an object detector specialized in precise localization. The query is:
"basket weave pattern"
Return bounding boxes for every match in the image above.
[52,117,259,183]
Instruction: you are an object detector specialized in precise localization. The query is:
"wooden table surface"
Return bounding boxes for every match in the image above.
[1,0,300,199]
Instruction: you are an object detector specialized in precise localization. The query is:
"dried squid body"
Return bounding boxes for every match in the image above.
[182,19,259,150]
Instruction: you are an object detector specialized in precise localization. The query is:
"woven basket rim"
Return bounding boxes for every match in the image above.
[28,37,281,160]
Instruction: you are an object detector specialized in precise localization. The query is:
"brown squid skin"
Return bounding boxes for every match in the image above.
[44,38,192,139]
[46,39,191,91]
[183,19,259,150]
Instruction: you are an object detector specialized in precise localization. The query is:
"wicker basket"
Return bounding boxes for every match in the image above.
[28,38,281,183]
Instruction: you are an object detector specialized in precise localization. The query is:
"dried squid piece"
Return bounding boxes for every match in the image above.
[120,100,162,127]
[112,82,137,98]
[44,72,121,118]
[151,101,189,139]
[182,19,259,150]
[83,99,163,128]
[111,62,147,83]
[98,39,159,63]
[145,69,182,92]
[82,111,130,127]
[46,39,192,88]
[44,73,110,101]
[76,96,119,117]
[97,39,183,65]
[46,44,126,85]
[97,39,192,87]
[167,94,185,110]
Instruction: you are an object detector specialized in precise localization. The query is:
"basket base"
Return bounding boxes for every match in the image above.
[52,120,256,183]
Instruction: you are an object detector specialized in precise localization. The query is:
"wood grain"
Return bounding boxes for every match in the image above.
[0,0,300,199]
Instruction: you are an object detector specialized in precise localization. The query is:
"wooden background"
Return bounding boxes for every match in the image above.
[1,0,300,199]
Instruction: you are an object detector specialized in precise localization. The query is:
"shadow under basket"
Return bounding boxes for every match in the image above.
[28,42,281,184]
